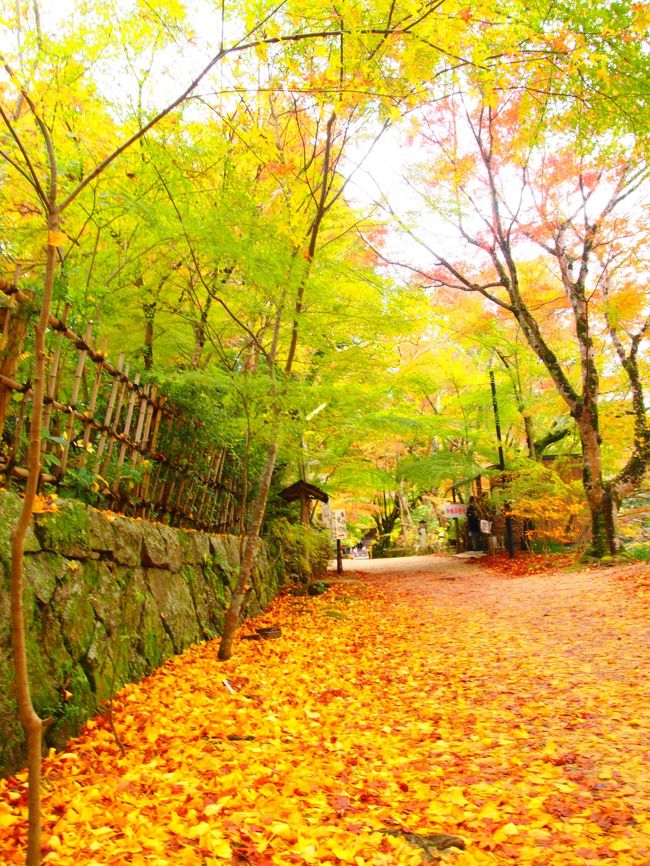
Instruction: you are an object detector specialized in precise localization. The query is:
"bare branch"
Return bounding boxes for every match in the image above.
[0,99,48,205]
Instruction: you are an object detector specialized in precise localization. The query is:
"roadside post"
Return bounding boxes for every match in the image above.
[323,503,347,575]
[444,501,467,552]
[332,509,347,575]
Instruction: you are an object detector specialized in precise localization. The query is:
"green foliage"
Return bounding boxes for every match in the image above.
[2,0,646,557]
[58,464,108,506]
[621,543,650,562]
[144,369,233,442]
[397,451,486,493]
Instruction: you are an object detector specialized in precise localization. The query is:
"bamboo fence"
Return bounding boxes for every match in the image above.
[0,283,240,533]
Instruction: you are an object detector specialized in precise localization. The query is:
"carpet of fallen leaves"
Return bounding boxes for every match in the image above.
[2,560,650,866]
[478,551,578,576]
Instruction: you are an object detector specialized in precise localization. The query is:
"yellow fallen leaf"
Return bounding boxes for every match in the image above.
[445,787,468,807]
[208,836,232,858]
[493,822,519,843]
[609,838,632,852]
[144,726,159,743]
[270,820,298,842]
[0,810,19,829]
[478,802,501,820]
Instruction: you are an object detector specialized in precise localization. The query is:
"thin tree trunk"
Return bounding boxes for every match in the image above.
[218,299,285,661]
[218,438,279,660]
[397,481,414,544]
[142,292,155,371]
[11,215,59,866]
[218,115,342,659]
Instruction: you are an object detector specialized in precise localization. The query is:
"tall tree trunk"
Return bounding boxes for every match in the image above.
[575,410,620,557]
[372,492,400,551]
[397,481,414,544]
[587,497,618,557]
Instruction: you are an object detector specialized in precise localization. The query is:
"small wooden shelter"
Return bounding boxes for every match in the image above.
[278,480,328,524]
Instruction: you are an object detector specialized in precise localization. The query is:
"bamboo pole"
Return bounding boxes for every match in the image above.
[40,303,69,469]
[58,324,92,478]
[96,353,124,462]
[79,336,106,463]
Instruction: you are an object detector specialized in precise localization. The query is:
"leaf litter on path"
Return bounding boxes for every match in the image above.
[1,561,649,865]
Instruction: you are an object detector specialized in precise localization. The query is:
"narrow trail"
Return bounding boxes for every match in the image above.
[1,555,649,865]
[349,556,650,863]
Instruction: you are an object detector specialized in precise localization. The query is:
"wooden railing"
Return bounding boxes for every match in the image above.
[0,283,241,533]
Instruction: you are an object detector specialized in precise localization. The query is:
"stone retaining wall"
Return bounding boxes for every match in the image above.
[0,491,289,778]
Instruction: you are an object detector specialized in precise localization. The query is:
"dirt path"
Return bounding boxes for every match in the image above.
[342,554,650,684]
[2,555,649,865]
[333,555,650,864]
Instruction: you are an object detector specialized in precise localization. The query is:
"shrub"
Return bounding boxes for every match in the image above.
[264,518,331,583]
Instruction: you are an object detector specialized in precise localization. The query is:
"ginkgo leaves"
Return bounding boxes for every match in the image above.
[2,562,650,865]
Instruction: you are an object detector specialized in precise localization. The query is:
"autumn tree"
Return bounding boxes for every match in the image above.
[208,0,514,655]
[213,88,398,658]
[387,84,649,556]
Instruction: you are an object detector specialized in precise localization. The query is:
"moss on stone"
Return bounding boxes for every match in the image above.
[87,563,124,636]
[23,626,67,723]
[264,519,331,585]
[0,490,22,561]
[55,570,97,661]
[83,621,113,704]
[137,595,174,670]
[86,507,115,555]
[0,573,10,648]
[45,663,96,750]
[146,569,200,653]
[118,568,147,633]
[24,551,64,604]
[111,516,143,566]
[0,491,39,564]
[34,499,90,558]
[0,654,22,777]
[209,536,239,583]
